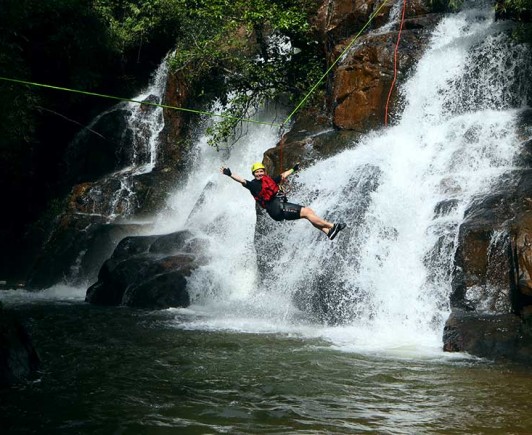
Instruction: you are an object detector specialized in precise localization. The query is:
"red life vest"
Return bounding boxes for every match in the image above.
[254,175,279,208]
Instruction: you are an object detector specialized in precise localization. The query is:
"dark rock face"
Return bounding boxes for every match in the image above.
[27,214,148,290]
[26,67,193,290]
[444,150,532,361]
[331,14,440,131]
[312,0,438,132]
[0,306,40,387]
[263,1,442,176]
[86,230,208,309]
[443,311,532,364]
[26,163,185,290]
[64,107,132,185]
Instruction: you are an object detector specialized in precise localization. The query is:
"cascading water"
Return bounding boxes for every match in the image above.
[158,4,529,354]
[68,57,169,221]
[125,58,169,174]
[4,5,532,432]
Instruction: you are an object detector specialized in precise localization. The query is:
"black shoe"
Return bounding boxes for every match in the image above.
[328,223,346,240]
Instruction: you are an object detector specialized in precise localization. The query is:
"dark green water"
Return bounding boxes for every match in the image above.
[2,297,532,434]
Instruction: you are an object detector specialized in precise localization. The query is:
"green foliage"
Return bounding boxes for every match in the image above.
[495,0,532,43]
[1,0,322,149]
[93,0,184,52]
[496,0,532,17]
[167,0,323,147]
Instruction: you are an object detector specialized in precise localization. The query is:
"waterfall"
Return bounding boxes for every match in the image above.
[155,6,530,353]
[124,58,168,174]
[66,57,169,221]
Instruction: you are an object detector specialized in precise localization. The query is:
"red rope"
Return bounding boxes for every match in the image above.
[279,135,283,173]
[384,0,407,127]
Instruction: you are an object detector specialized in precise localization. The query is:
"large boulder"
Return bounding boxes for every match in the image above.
[0,304,40,387]
[443,111,532,361]
[86,230,208,309]
[26,164,185,290]
[331,13,442,131]
[443,310,532,363]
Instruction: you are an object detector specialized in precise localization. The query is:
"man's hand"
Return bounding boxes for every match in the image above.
[221,167,232,176]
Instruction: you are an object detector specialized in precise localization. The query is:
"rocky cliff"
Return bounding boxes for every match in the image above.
[75,0,445,312]
[21,1,532,364]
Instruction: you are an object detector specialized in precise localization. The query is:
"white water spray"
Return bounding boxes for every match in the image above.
[157,7,529,354]
[67,57,169,223]
[125,57,169,174]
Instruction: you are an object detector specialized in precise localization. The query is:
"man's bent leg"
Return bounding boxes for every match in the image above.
[300,207,334,235]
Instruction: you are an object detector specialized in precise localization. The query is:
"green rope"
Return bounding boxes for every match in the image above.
[1,1,390,132]
[0,76,282,127]
[282,0,390,126]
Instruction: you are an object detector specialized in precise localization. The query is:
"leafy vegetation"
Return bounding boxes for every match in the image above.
[166,0,323,147]
[0,0,322,277]
[496,0,532,43]
[89,0,324,148]
[496,0,532,19]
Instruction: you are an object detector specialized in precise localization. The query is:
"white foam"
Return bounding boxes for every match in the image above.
[153,7,530,357]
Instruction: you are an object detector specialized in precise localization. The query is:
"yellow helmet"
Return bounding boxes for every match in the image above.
[251,162,265,174]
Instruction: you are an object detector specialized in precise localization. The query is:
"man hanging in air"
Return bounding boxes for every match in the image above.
[220,162,346,240]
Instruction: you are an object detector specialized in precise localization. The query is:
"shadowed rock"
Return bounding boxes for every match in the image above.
[86,230,208,309]
[0,304,40,387]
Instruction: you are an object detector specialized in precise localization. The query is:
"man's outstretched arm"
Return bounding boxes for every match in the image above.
[280,163,300,181]
[220,167,247,185]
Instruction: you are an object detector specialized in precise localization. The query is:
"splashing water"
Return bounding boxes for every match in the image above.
[125,57,169,174]
[155,7,529,355]
[66,56,169,223]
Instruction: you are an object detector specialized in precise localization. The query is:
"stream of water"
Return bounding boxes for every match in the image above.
[2,3,532,433]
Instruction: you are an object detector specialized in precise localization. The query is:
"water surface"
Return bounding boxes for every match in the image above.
[2,293,532,434]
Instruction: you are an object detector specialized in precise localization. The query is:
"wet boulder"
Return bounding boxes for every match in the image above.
[442,310,532,364]
[331,13,442,131]
[86,230,208,309]
[0,304,40,387]
[445,164,532,361]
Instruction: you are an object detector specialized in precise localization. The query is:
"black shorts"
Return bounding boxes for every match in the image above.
[266,197,303,221]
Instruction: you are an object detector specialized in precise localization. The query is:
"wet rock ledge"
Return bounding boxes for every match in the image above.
[0,303,40,387]
[86,230,208,309]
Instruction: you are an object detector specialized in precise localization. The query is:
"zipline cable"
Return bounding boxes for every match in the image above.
[1,0,396,152]
[0,76,282,127]
[281,0,390,128]
[384,0,407,126]
[277,0,389,172]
